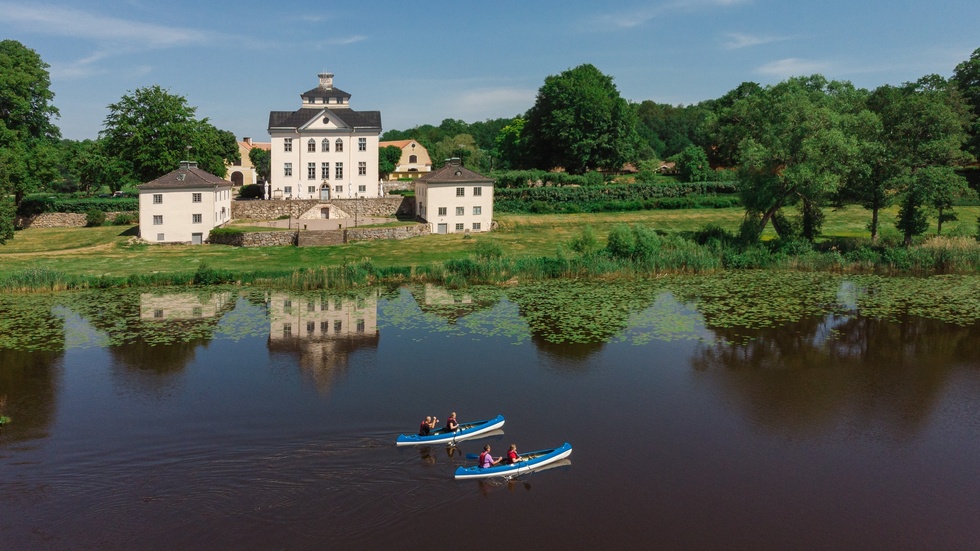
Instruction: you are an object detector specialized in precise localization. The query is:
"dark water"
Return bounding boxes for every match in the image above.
[1,283,979,550]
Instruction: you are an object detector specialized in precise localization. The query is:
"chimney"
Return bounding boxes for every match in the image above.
[318,71,334,90]
[243,137,252,145]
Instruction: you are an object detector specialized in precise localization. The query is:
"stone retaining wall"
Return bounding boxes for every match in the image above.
[232,197,413,220]
[209,230,298,247]
[16,211,137,229]
[346,223,429,242]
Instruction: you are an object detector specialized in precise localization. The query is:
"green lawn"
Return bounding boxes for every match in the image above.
[3,206,978,278]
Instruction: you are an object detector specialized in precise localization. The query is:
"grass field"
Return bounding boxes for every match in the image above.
[2,205,978,279]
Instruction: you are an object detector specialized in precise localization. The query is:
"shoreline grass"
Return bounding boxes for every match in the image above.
[2,206,978,292]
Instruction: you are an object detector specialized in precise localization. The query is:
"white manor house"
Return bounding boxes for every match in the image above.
[267,72,382,201]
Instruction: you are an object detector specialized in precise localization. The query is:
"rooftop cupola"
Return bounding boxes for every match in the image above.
[318,71,334,90]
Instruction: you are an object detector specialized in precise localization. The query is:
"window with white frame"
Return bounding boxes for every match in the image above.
[308,162,316,179]
[156,233,164,241]
[335,138,343,152]
[284,163,292,177]
[153,194,163,204]
[473,206,482,215]
[321,138,329,152]
[335,185,343,193]
[192,193,202,203]
[153,215,163,225]
[322,162,329,179]
[335,162,343,179]
[473,186,482,196]
[284,138,292,152]
[284,186,292,196]
[308,139,316,152]
[358,161,366,175]
[358,185,366,193]
[456,207,464,216]
[455,223,464,231]
[192,214,202,224]
[473,222,481,230]
[456,187,465,197]
[358,138,366,151]
[308,186,316,194]
[438,207,447,216]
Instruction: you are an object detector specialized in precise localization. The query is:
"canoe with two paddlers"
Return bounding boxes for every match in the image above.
[395,414,505,446]
[454,442,572,480]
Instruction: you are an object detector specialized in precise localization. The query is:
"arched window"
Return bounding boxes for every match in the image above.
[307,139,316,152]
[409,154,418,163]
[335,138,343,152]
[321,138,329,152]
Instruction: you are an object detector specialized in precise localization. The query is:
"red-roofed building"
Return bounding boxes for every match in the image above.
[226,136,271,187]
[379,139,432,180]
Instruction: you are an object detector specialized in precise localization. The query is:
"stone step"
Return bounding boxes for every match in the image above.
[297,230,346,247]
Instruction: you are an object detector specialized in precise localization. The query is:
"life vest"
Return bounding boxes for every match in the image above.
[478,451,490,468]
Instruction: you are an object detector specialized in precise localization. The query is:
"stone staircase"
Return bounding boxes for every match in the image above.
[296,230,346,247]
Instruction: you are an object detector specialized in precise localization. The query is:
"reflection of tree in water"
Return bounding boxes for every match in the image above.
[0,348,63,443]
[268,335,378,394]
[409,284,502,324]
[531,334,605,364]
[692,314,980,438]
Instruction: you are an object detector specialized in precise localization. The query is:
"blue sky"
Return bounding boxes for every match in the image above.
[3,0,978,141]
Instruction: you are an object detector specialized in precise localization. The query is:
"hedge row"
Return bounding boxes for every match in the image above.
[494,181,738,204]
[496,195,740,214]
[18,196,138,216]
[491,170,606,188]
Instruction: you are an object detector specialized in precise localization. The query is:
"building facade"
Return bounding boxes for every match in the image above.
[137,161,233,244]
[226,137,271,187]
[414,158,494,234]
[378,139,432,180]
[268,72,382,200]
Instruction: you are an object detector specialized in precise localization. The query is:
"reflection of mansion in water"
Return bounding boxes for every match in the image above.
[267,292,379,394]
[140,292,234,320]
[267,293,378,341]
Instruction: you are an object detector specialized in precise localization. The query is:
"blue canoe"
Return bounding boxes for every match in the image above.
[395,414,505,446]
[454,442,572,480]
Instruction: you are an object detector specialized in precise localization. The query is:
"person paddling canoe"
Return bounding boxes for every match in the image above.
[478,444,503,468]
[505,443,521,464]
[418,415,439,436]
[445,412,459,432]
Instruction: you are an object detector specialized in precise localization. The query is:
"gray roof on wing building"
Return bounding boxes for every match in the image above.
[138,162,232,190]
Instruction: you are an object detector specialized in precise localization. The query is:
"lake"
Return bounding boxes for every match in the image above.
[1,274,979,550]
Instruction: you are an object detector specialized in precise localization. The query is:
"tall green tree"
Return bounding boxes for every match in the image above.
[672,145,711,183]
[952,47,980,157]
[0,40,61,243]
[493,117,525,170]
[521,64,641,174]
[724,76,858,240]
[378,145,402,179]
[99,85,239,186]
[872,77,974,244]
[248,147,271,182]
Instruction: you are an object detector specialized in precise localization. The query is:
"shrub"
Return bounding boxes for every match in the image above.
[239,184,264,199]
[474,239,503,261]
[570,225,600,255]
[113,213,136,225]
[85,209,106,227]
